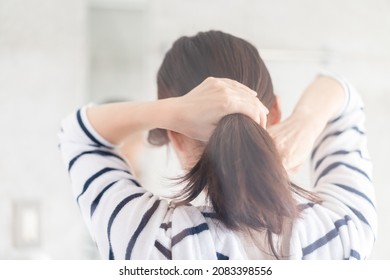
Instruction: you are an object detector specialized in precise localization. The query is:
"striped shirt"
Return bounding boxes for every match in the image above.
[58,75,377,260]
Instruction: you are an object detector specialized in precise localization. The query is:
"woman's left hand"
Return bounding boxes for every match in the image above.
[267,112,326,174]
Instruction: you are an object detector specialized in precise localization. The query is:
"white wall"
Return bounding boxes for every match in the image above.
[0,0,98,259]
[1,0,389,259]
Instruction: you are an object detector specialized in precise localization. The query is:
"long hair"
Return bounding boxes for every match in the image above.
[148,31,317,258]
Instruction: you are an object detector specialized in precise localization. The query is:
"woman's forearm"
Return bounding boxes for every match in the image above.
[86,99,177,145]
[268,74,348,173]
[290,75,347,134]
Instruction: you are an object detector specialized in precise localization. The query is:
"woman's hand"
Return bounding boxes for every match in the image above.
[267,115,321,174]
[268,75,346,174]
[87,77,267,145]
[172,77,269,141]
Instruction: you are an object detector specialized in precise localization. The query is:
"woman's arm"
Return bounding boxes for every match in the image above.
[271,73,376,259]
[87,77,267,145]
[268,75,346,173]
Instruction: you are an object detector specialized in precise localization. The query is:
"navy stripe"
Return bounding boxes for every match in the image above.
[350,249,361,260]
[90,181,118,217]
[160,222,172,230]
[155,240,172,260]
[327,81,350,125]
[91,178,141,216]
[125,200,161,259]
[311,126,365,160]
[68,150,125,172]
[314,162,371,187]
[328,113,344,125]
[334,183,375,209]
[302,216,351,257]
[76,109,110,148]
[328,114,344,124]
[172,223,209,246]
[128,178,142,188]
[327,106,364,128]
[298,202,315,211]
[107,192,144,260]
[334,216,351,228]
[76,167,131,203]
[302,229,339,257]
[202,212,219,219]
[314,149,367,171]
[347,205,370,226]
[216,252,229,260]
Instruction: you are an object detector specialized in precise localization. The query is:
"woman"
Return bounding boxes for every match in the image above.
[59,31,376,259]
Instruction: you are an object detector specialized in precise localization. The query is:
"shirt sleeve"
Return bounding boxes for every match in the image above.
[289,74,377,259]
[58,106,170,259]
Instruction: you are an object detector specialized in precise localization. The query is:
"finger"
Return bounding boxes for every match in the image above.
[251,107,261,124]
[217,78,269,125]
[259,101,269,115]
[259,109,268,128]
[247,99,266,126]
[234,98,258,123]
[247,92,269,115]
[252,97,269,127]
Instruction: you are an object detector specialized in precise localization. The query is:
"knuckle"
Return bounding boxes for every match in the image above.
[205,76,215,83]
[254,97,262,108]
[221,95,233,111]
[208,76,219,84]
[231,80,240,87]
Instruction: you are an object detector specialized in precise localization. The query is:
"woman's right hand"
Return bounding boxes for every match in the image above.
[172,77,269,141]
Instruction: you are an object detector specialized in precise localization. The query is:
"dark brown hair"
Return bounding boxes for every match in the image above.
[148,31,316,258]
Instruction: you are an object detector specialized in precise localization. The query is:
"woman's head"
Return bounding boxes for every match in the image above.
[148,30,298,258]
[149,30,280,147]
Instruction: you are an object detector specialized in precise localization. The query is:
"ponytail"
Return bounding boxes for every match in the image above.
[175,114,299,258]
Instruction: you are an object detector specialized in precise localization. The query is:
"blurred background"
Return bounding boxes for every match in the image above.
[0,0,389,259]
